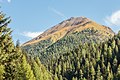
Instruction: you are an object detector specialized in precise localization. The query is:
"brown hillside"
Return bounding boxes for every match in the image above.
[22,17,115,46]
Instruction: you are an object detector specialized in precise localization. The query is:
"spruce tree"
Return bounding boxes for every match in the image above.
[32,60,43,80]
[113,56,117,73]
[96,65,101,80]
[0,64,5,80]
[54,73,59,80]
[0,11,20,80]
[117,65,120,79]
[90,65,95,80]
[111,40,115,49]
[79,69,83,79]
[19,55,35,80]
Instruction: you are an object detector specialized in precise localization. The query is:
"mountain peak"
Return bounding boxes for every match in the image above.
[58,16,91,27]
[22,16,114,46]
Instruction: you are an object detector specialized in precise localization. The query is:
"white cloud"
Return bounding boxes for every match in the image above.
[105,10,120,26]
[22,31,43,38]
[7,0,11,3]
[48,7,66,19]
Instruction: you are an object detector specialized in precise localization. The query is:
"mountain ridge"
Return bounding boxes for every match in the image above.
[22,17,115,46]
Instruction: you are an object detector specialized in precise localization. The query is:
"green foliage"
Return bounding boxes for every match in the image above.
[2,9,120,80]
[17,55,35,80]
[117,65,120,79]
[34,30,120,80]
[0,11,53,80]
[0,64,5,80]
[23,28,110,63]
[0,11,19,80]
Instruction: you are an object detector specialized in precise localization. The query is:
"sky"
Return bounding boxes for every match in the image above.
[0,0,120,44]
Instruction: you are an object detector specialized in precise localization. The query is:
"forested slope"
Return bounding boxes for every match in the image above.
[22,17,115,64]
[45,31,120,80]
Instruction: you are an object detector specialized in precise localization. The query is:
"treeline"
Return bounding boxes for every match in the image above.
[23,28,111,64]
[0,12,52,80]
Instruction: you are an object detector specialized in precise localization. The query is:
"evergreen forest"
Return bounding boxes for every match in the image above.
[1,10,120,80]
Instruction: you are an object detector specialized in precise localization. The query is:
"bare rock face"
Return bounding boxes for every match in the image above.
[23,17,115,46]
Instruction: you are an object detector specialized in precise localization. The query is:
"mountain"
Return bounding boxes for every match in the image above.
[2,10,120,80]
[22,17,115,63]
[23,17,114,46]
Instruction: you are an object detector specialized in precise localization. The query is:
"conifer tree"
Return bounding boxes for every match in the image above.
[58,64,61,75]
[32,60,43,80]
[107,47,112,61]
[72,77,77,80]
[113,56,117,73]
[54,73,59,80]
[19,55,35,80]
[59,75,63,80]
[77,61,80,70]
[90,65,95,80]
[0,11,20,79]
[105,62,111,80]
[96,51,100,61]
[117,65,120,79]
[0,10,55,80]
[0,64,5,80]
[96,65,101,80]
[111,40,115,49]
[79,69,83,79]
[104,44,108,52]
[115,45,119,54]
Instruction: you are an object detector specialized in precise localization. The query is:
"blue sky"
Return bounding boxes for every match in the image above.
[0,0,120,44]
